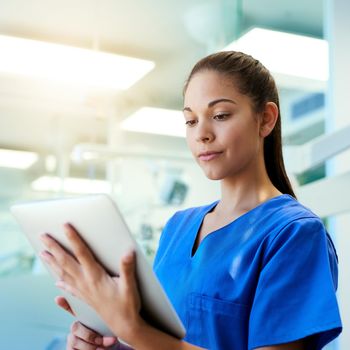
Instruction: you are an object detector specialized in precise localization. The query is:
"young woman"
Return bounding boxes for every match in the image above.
[40,51,342,350]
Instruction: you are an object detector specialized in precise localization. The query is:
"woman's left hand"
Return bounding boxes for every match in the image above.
[39,223,143,343]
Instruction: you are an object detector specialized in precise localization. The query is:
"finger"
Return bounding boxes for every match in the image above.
[40,250,75,284]
[70,321,104,346]
[64,223,99,271]
[55,280,80,298]
[67,333,97,350]
[102,336,118,347]
[55,296,76,316]
[40,234,80,277]
[119,250,137,291]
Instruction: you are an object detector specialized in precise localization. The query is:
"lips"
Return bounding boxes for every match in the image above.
[198,151,223,161]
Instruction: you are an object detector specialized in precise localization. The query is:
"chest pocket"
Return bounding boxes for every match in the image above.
[186,293,250,350]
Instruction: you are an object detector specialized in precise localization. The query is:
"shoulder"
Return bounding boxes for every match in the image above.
[262,197,339,277]
[272,195,326,237]
[264,195,326,244]
[164,200,219,228]
[258,195,337,260]
[268,194,320,222]
[256,194,323,237]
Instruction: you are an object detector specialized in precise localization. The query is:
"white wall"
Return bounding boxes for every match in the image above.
[325,0,350,348]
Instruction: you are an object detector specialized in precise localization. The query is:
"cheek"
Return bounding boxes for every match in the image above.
[186,132,197,156]
[185,132,191,148]
[225,125,259,156]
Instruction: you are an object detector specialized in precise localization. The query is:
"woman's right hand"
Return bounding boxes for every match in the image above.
[55,296,120,350]
[67,321,119,350]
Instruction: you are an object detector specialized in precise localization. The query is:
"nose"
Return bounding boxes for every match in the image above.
[195,121,214,143]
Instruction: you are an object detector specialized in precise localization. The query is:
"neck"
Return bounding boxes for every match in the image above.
[216,154,282,216]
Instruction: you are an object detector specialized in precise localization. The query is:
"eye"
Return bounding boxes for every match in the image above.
[213,113,230,121]
[185,119,197,127]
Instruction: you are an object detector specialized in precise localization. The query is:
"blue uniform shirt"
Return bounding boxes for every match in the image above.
[153,194,342,350]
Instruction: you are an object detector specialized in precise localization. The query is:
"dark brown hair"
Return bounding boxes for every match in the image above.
[183,51,296,198]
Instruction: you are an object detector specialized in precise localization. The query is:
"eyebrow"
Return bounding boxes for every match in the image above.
[183,98,237,112]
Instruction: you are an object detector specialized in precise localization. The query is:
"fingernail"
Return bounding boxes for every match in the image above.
[64,224,75,237]
[43,233,54,241]
[40,252,48,261]
[55,280,65,289]
[123,250,134,263]
[40,233,48,241]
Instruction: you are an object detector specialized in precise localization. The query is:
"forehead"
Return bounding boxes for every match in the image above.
[184,70,242,106]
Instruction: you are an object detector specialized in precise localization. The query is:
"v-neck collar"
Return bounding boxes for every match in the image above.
[189,194,290,259]
[190,200,219,258]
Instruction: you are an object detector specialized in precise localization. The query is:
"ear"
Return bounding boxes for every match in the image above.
[259,102,279,138]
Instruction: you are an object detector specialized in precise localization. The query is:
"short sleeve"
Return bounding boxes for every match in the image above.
[249,218,342,350]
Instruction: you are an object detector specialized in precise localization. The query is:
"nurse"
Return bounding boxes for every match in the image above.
[40,51,342,350]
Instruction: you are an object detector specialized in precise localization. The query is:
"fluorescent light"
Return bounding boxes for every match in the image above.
[31,176,111,194]
[121,107,186,137]
[0,35,155,90]
[222,28,328,81]
[0,149,38,169]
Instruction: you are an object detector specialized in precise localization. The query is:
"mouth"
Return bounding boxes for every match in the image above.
[198,151,223,161]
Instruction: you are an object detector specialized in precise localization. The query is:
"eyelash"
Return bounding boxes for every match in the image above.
[185,113,230,127]
[213,113,230,121]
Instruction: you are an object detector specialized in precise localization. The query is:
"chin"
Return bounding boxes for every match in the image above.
[203,170,224,181]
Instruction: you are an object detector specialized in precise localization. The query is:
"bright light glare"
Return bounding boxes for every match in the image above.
[223,28,328,81]
[121,107,186,137]
[0,149,38,169]
[0,35,155,90]
[31,176,111,194]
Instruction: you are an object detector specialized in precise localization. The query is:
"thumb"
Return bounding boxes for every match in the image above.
[102,336,118,347]
[119,250,136,289]
[55,296,76,316]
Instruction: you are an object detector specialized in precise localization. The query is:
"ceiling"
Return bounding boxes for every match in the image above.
[0,0,324,156]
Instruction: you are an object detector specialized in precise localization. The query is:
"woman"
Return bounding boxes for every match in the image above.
[40,51,342,350]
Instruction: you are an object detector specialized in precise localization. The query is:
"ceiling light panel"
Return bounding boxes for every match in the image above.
[121,107,186,137]
[223,28,328,81]
[0,35,155,90]
[0,149,38,169]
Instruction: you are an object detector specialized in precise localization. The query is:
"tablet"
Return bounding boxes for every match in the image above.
[10,194,186,339]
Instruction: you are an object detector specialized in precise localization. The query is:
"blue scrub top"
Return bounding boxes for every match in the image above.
[153,194,342,350]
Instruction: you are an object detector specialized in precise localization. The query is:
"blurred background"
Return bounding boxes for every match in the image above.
[0,0,349,349]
